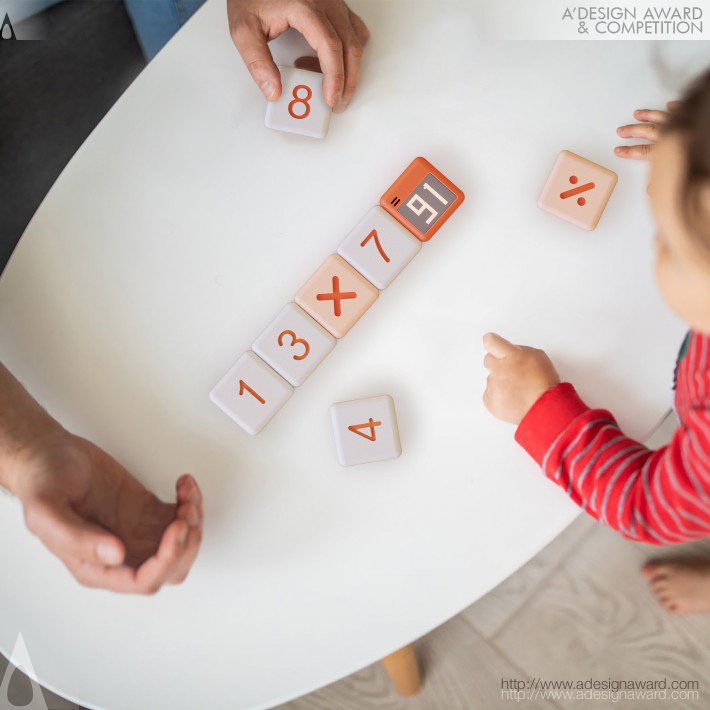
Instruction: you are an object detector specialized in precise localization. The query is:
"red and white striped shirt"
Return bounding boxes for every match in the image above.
[515,331,710,545]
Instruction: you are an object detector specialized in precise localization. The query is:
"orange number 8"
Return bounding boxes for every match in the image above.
[278,329,310,361]
[288,84,312,120]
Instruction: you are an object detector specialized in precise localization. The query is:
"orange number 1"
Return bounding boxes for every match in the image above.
[239,379,265,404]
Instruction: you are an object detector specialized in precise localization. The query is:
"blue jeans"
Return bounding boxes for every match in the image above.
[124,0,207,61]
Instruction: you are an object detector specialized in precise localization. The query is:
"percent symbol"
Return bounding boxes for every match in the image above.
[560,175,595,206]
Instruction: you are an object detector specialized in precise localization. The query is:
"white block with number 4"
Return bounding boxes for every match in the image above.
[265,66,331,139]
[252,303,336,386]
[338,206,422,289]
[330,395,402,466]
[210,351,293,435]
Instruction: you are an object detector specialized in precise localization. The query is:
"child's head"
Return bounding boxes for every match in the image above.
[649,69,710,334]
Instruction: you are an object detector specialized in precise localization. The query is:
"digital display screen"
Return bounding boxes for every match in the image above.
[397,173,458,234]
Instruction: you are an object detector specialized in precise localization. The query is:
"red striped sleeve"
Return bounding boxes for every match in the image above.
[514,333,710,545]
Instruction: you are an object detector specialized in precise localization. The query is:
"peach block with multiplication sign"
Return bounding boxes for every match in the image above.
[538,150,618,230]
[295,254,378,338]
[380,157,465,242]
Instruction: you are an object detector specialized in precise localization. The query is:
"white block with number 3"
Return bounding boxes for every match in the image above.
[338,206,422,289]
[330,395,402,466]
[252,302,336,386]
[210,351,293,435]
[265,66,332,139]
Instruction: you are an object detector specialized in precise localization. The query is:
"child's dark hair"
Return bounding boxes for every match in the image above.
[664,68,710,254]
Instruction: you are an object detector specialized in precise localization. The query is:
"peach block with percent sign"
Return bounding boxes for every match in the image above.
[538,150,618,230]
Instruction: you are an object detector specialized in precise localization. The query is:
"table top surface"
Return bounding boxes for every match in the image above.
[0,1,704,708]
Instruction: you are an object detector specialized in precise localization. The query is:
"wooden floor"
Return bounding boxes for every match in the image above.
[3,417,709,709]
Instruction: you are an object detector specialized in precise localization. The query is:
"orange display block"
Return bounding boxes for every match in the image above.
[538,151,618,231]
[380,157,465,242]
[295,254,378,338]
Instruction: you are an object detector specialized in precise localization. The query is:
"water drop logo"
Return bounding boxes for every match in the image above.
[1,12,17,40]
[0,634,49,709]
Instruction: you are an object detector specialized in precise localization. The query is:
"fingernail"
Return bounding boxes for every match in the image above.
[98,542,122,565]
[614,146,623,154]
[260,81,276,99]
[333,99,349,114]
[178,525,188,545]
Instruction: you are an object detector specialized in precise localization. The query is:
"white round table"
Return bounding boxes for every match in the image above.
[0,1,702,708]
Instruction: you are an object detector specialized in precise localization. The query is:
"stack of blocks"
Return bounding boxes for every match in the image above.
[210,156,465,465]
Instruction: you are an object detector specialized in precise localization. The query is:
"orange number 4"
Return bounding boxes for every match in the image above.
[360,229,390,263]
[239,379,265,404]
[348,418,382,441]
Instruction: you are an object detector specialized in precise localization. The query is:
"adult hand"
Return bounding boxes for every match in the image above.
[228,0,370,113]
[482,333,561,425]
[12,431,203,594]
[614,102,680,160]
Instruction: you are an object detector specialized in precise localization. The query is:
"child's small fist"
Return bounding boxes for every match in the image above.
[482,333,561,425]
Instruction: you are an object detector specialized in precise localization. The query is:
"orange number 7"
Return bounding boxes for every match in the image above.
[239,379,265,404]
[360,229,390,263]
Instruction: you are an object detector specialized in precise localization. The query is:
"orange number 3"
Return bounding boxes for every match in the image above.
[288,85,312,120]
[277,329,310,361]
[239,379,265,404]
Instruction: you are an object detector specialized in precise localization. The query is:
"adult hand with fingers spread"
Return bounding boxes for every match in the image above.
[614,102,680,160]
[228,0,370,113]
[482,333,561,425]
[0,363,203,594]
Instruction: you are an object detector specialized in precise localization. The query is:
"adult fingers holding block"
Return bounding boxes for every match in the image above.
[228,0,370,113]
[482,333,561,425]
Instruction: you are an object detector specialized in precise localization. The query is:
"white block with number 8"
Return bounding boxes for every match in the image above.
[330,395,402,466]
[338,206,422,289]
[265,66,332,139]
[210,351,293,435]
[252,302,336,386]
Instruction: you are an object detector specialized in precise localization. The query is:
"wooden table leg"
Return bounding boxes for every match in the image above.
[380,644,421,696]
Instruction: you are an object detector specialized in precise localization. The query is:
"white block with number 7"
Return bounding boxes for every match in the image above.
[210,351,293,435]
[265,66,332,139]
[252,302,336,386]
[330,395,402,466]
[338,206,422,289]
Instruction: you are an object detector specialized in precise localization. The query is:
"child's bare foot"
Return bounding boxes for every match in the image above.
[642,559,710,615]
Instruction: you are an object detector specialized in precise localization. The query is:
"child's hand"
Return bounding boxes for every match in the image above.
[482,333,561,425]
[614,102,680,160]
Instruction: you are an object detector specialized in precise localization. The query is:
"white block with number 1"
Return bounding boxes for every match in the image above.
[210,352,293,435]
[338,206,422,289]
[252,302,336,386]
[330,395,402,466]
[265,66,332,139]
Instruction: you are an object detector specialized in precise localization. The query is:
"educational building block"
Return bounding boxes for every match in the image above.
[380,157,465,242]
[337,206,422,290]
[210,351,292,435]
[538,150,617,231]
[330,395,402,466]
[252,302,336,386]
[265,66,331,139]
[295,254,378,338]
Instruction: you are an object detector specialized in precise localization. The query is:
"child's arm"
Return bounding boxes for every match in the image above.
[483,333,710,545]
